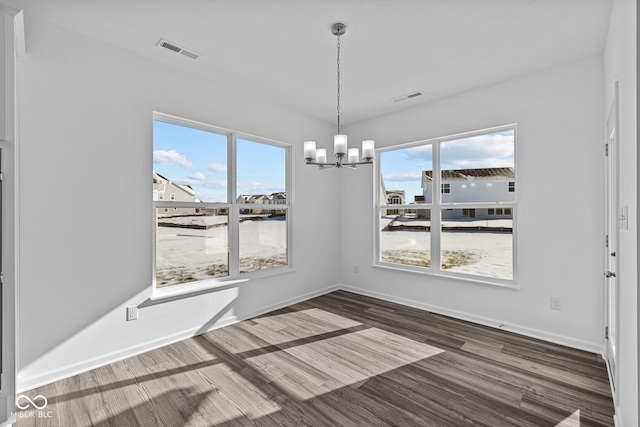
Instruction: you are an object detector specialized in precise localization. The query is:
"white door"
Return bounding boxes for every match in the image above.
[604,82,619,389]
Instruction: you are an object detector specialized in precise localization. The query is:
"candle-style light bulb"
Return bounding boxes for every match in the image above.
[362,140,375,161]
[303,141,317,161]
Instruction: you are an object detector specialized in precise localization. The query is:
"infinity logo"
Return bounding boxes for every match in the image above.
[16,395,48,410]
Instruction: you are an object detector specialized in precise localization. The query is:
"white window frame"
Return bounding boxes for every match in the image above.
[152,112,293,299]
[375,124,517,288]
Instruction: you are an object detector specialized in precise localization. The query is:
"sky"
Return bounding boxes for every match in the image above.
[380,130,515,202]
[153,120,286,203]
[153,121,513,204]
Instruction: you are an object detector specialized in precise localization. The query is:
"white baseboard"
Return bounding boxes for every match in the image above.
[19,281,605,392]
[613,413,620,427]
[17,284,340,393]
[338,283,604,354]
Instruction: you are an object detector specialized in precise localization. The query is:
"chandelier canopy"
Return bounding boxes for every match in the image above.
[303,23,375,170]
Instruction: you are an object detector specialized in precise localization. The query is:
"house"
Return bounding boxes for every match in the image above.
[236,194,252,214]
[237,193,287,214]
[385,190,405,215]
[269,192,287,215]
[153,171,198,216]
[421,167,515,219]
[0,1,636,426]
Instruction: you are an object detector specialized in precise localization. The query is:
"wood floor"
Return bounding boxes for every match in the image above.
[16,291,614,426]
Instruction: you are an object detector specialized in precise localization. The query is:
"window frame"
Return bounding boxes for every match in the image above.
[152,112,293,298]
[375,124,517,287]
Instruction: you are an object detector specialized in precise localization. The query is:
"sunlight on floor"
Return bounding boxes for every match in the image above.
[246,326,445,400]
[556,409,581,426]
[213,308,364,354]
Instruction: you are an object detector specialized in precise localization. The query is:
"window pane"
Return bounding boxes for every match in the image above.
[440,130,515,204]
[237,139,286,200]
[156,208,229,287]
[239,209,287,273]
[153,120,228,203]
[380,210,431,268]
[441,209,513,280]
[380,145,433,206]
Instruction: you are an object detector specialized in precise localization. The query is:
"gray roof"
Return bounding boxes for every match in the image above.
[423,167,514,181]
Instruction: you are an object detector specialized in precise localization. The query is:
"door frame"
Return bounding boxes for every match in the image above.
[604,81,620,392]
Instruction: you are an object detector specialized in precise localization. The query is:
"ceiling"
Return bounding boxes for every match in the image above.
[5,0,612,126]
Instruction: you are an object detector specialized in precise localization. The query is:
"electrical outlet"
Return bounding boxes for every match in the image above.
[550,297,562,311]
[126,306,138,321]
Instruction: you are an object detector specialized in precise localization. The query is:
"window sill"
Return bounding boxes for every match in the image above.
[148,278,249,305]
[373,263,519,290]
[144,266,296,306]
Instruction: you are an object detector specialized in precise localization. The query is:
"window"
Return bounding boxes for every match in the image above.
[153,113,291,291]
[508,181,515,192]
[377,125,516,283]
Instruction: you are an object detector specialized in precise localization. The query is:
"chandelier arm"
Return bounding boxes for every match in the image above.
[342,160,374,166]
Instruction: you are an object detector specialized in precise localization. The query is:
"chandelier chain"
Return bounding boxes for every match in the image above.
[337,33,341,134]
[303,23,374,170]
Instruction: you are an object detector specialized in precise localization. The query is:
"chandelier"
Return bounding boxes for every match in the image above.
[303,23,375,169]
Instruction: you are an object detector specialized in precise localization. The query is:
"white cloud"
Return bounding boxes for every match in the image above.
[208,163,227,173]
[188,172,206,181]
[383,172,423,181]
[175,178,227,189]
[405,145,433,161]
[153,150,193,168]
[237,181,285,195]
[406,132,514,169]
[384,183,406,191]
[439,133,514,169]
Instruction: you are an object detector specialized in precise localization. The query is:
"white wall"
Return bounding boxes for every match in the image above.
[340,56,606,352]
[16,16,341,390]
[603,0,638,425]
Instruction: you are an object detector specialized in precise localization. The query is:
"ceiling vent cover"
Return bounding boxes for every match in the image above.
[392,90,424,103]
[157,39,201,60]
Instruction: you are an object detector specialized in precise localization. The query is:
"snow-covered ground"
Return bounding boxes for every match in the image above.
[156,215,286,287]
[380,216,513,280]
[156,214,512,288]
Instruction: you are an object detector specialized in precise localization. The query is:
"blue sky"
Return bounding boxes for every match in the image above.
[381,130,515,202]
[153,120,286,203]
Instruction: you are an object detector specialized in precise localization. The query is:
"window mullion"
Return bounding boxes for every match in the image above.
[229,132,239,277]
[431,140,441,274]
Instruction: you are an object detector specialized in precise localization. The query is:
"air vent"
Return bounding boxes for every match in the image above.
[392,90,424,103]
[157,38,201,60]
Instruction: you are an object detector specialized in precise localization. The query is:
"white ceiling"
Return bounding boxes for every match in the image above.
[5,0,612,125]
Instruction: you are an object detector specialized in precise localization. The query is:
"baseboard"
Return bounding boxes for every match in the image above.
[18,281,605,392]
[613,413,621,427]
[17,284,340,392]
[339,283,604,354]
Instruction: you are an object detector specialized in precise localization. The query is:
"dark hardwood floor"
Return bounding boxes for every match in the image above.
[16,291,614,426]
